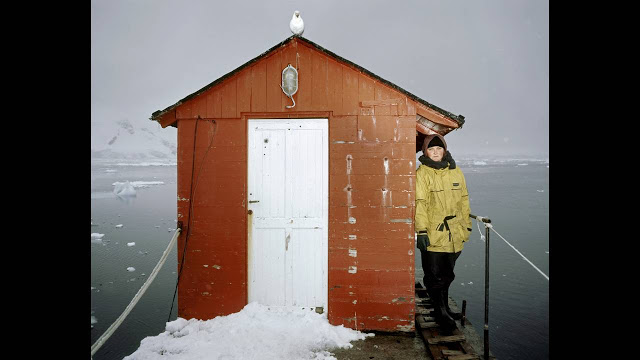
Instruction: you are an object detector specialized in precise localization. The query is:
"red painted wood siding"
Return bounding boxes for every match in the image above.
[174,38,419,331]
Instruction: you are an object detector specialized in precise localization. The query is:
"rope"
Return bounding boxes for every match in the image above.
[489,226,549,281]
[474,218,549,281]
[91,228,181,357]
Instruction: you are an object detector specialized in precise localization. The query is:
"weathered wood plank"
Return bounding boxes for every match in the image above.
[327,58,343,112]
[416,307,433,314]
[447,355,479,360]
[427,334,466,345]
[418,320,438,329]
[360,98,403,107]
[342,65,359,116]
[265,51,282,112]
[416,104,459,128]
[296,43,312,111]
[312,52,328,110]
[250,62,267,112]
[220,79,236,118]
[236,69,251,118]
[421,315,435,322]
[442,350,464,355]
[452,328,479,357]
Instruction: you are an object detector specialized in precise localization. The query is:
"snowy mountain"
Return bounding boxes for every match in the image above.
[91,118,177,161]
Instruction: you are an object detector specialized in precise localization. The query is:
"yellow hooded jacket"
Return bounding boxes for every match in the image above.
[415,164,472,253]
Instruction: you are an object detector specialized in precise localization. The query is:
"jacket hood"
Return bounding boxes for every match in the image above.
[422,133,448,154]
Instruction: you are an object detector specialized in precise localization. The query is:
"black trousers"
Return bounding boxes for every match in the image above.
[420,250,461,292]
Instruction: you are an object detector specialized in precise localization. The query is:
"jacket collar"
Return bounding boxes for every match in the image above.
[419,151,456,170]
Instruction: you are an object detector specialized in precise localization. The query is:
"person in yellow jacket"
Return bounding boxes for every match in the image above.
[416,133,472,334]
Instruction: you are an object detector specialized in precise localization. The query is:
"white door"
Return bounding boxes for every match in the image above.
[248,118,328,309]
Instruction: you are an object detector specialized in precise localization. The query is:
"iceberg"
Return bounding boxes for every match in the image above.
[113,181,137,197]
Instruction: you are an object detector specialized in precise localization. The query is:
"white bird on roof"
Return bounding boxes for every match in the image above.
[289,10,304,36]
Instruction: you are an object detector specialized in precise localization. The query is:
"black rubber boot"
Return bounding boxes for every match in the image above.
[429,289,457,334]
[443,288,462,320]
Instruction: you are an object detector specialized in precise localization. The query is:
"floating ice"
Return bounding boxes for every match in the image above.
[516,163,528,166]
[91,315,98,326]
[113,181,137,197]
[115,224,124,228]
[473,161,487,165]
[91,233,105,243]
[127,242,135,247]
[127,267,135,272]
[536,190,544,193]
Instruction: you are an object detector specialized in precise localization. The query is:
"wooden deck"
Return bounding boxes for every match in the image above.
[415,283,496,360]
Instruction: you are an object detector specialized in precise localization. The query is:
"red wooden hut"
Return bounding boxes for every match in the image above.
[150,35,464,332]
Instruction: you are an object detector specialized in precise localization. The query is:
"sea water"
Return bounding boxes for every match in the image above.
[90,158,548,360]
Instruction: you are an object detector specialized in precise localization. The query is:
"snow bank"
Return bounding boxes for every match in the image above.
[124,302,373,360]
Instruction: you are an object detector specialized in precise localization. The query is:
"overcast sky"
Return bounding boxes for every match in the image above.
[91,0,548,157]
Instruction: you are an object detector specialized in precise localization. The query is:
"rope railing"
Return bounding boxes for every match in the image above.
[469,213,548,360]
[91,228,181,358]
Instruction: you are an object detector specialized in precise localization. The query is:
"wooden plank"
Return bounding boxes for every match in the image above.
[427,334,466,345]
[327,58,343,113]
[442,350,464,355]
[451,328,479,357]
[416,104,459,128]
[419,328,445,360]
[265,51,282,112]
[447,355,479,360]
[311,52,328,110]
[374,82,394,116]
[296,43,312,111]
[360,98,403,107]
[236,69,251,118]
[251,62,267,112]
[221,79,237,118]
[418,319,438,329]
[416,307,433,314]
[358,73,375,111]
[342,65,359,116]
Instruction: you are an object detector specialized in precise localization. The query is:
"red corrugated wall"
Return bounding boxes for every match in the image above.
[171,37,418,331]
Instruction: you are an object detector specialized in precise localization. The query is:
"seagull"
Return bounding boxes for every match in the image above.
[290,10,304,35]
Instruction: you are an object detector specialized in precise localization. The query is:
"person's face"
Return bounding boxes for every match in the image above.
[426,146,445,162]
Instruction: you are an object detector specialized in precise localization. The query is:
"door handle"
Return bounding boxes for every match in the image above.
[249,200,260,203]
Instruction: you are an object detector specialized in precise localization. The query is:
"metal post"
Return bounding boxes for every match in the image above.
[484,224,490,360]
[461,300,467,328]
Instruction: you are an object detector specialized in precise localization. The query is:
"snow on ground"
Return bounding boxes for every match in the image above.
[124,302,373,360]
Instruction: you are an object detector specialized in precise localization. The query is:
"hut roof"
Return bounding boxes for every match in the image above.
[150,35,465,128]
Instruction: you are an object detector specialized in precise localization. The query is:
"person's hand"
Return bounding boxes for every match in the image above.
[417,233,429,250]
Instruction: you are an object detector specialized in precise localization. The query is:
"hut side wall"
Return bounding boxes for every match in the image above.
[174,38,418,331]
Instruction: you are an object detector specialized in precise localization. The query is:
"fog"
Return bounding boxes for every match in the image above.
[91,0,548,158]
